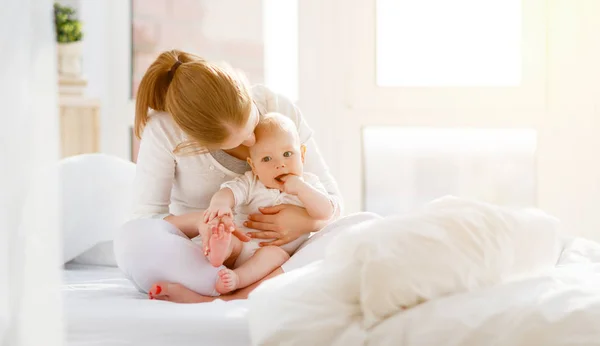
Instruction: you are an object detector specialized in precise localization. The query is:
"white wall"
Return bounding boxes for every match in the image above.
[57,0,79,11]
[296,0,346,188]
[538,0,600,239]
[82,0,132,160]
[59,0,132,160]
[263,0,298,101]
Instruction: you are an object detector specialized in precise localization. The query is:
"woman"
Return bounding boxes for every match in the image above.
[113,50,344,303]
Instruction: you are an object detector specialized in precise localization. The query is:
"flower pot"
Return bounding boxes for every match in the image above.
[57,41,83,77]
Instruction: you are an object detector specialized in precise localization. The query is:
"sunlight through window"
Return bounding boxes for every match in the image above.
[263,0,298,100]
[376,0,522,87]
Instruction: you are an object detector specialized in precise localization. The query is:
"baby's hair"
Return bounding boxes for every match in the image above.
[254,112,299,143]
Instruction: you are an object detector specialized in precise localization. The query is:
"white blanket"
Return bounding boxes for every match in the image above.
[247,197,585,346]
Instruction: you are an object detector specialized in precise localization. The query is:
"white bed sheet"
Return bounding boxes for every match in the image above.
[62,264,250,346]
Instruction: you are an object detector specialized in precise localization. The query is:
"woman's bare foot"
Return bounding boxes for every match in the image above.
[208,224,232,267]
[215,268,240,294]
[145,268,283,304]
[148,282,217,303]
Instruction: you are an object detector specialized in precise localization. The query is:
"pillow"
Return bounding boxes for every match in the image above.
[59,153,135,265]
[328,196,562,328]
[71,241,118,267]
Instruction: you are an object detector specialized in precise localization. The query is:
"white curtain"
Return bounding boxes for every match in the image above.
[0,0,63,345]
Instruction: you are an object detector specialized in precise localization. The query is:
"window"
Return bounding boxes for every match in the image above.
[363,127,536,216]
[376,0,522,87]
[263,0,298,101]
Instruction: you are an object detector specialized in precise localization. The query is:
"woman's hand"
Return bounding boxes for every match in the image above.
[245,204,325,247]
[218,214,251,242]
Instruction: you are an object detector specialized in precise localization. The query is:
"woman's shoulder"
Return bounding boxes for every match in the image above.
[251,84,294,115]
[250,83,271,99]
[141,111,186,147]
[251,84,314,144]
[145,111,176,130]
[250,84,274,113]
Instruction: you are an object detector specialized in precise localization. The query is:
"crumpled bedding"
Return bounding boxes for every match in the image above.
[246,197,597,346]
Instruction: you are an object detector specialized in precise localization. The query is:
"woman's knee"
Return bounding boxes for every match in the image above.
[113,219,180,288]
[115,219,174,262]
[113,218,221,295]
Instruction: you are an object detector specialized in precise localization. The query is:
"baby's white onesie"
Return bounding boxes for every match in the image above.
[220,171,328,267]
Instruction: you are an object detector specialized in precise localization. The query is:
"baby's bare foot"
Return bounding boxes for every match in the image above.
[215,268,239,294]
[208,224,232,267]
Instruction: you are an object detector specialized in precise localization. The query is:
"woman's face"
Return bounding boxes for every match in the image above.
[219,103,260,150]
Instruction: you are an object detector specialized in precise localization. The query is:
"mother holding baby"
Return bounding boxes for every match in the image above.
[114,50,351,303]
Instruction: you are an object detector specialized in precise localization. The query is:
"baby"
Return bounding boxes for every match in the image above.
[202,112,334,294]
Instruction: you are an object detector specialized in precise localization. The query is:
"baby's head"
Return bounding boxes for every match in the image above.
[247,112,306,189]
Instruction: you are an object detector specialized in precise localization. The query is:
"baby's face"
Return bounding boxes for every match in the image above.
[249,129,305,190]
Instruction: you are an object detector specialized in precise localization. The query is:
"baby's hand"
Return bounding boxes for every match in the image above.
[279,174,306,195]
[203,205,233,223]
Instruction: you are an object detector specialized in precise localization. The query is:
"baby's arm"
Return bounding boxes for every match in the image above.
[204,188,236,223]
[203,172,252,244]
[280,175,334,220]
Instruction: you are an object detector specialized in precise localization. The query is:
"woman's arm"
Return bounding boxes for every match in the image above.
[132,115,176,220]
[133,115,249,243]
[133,116,205,238]
[165,173,250,241]
[301,138,343,219]
[164,212,204,238]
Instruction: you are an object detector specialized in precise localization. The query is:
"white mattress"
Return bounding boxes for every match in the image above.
[62,264,251,346]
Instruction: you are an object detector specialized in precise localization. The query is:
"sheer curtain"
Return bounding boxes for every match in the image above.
[0,0,63,345]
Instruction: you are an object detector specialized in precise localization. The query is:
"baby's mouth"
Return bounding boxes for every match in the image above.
[275,174,289,182]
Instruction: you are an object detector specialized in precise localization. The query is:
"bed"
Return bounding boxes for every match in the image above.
[59,155,600,346]
[64,236,600,346]
[62,263,251,346]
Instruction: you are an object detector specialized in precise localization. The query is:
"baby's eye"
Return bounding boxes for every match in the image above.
[283,151,293,158]
[261,156,272,162]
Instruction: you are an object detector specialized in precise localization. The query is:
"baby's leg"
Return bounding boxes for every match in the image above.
[215,246,289,294]
[208,224,233,267]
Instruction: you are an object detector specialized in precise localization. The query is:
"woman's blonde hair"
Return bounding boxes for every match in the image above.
[134,50,252,153]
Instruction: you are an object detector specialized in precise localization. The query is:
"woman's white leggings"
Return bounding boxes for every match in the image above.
[113,212,380,296]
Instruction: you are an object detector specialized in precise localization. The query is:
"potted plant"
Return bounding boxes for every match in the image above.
[54,3,83,77]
